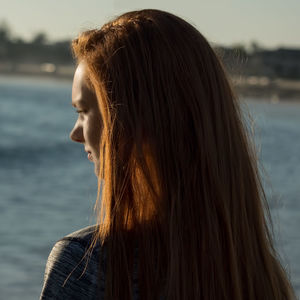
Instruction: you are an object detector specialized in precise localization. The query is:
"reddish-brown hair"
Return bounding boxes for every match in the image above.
[72,8,296,300]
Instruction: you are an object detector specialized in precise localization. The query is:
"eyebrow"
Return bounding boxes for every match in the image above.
[71,99,86,107]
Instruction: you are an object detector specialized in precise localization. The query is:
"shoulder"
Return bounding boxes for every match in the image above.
[40,225,106,300]
[59,224,99,246]
[45,225,101,275]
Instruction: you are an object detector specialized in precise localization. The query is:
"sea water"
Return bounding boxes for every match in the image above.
[0,75,299,299]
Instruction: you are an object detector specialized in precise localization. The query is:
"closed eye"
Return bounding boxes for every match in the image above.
[76,109,87,113]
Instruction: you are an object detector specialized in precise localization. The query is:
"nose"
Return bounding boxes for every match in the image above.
[69,122,84,143]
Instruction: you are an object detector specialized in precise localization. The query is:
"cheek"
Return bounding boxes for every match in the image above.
[87,116,101,150]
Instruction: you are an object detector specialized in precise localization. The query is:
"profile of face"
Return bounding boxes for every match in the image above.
[69,62,103,176]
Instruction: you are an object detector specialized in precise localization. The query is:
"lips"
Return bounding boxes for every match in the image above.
[87,152,93,162]
[85,149,93,162]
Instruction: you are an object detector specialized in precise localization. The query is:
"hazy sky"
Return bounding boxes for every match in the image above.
[1,0,300,48]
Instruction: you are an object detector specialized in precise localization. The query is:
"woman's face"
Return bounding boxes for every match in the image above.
[69,62,103,176]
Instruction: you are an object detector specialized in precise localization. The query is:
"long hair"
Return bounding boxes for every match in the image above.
[72,9,296,300]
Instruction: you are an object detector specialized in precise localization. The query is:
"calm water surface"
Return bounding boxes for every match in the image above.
[0,75,299,299]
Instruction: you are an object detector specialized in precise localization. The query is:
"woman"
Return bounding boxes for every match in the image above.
[40,8,296,300]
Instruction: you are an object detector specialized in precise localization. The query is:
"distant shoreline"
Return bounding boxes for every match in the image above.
[1,65,300,101]
[0,63,75,80]
[233,76,300,102]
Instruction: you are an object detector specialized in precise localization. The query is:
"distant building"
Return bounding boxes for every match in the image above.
[250,48,300,79]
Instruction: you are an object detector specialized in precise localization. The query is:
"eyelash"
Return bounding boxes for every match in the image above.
[76,109,86,114]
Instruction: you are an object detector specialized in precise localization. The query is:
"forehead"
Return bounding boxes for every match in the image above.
[72,62,87,99]
[72,62,95,105]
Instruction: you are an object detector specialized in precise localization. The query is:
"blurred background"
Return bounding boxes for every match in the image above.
[0,0,299,299]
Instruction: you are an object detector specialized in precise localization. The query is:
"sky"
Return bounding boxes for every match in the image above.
[1,0,300,49]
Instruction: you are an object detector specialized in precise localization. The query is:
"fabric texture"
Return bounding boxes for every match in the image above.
[39,225,107,300]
